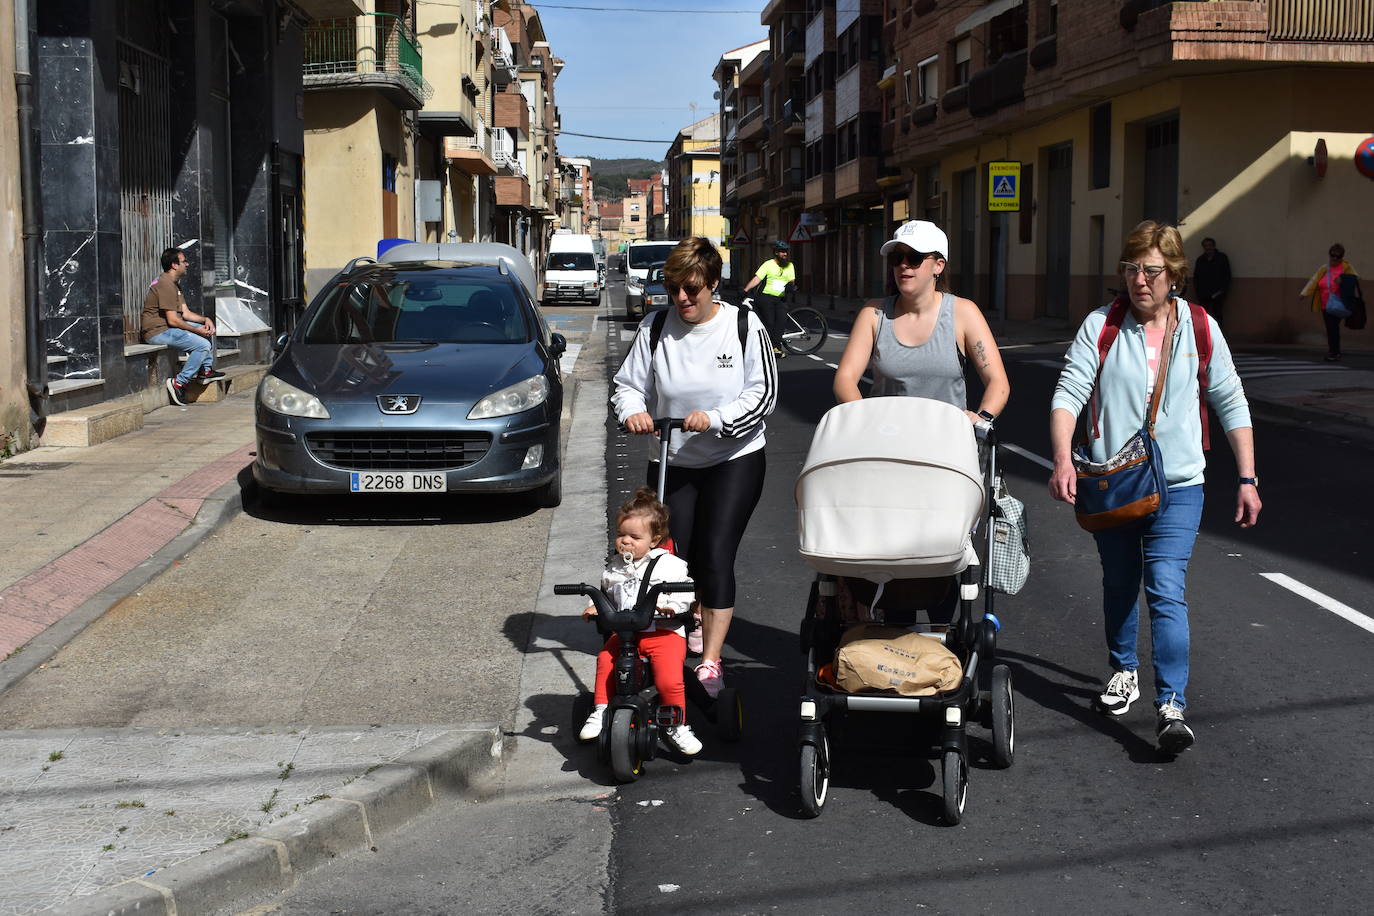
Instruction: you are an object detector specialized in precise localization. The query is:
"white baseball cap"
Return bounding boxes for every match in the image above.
[880,220,949,260]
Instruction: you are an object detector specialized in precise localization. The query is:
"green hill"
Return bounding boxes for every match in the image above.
[589,158,661,201]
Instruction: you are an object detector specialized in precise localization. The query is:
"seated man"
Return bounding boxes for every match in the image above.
[142,247,224,406]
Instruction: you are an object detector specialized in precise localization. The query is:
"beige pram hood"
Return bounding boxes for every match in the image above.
[796,397,985,583]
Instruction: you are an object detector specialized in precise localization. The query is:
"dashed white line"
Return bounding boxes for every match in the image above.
[1259,574,1374,636]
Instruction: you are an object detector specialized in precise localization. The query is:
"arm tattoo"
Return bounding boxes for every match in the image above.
[972,339,990,369]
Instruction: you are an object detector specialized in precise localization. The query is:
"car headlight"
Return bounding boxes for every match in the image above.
[627,277,642,291]
[259,375,330,418]
[469,374,550,419]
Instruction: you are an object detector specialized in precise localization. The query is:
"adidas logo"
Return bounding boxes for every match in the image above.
[717,353,734,369]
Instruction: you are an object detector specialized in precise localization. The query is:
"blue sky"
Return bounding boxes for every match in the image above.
[531,2,767,162]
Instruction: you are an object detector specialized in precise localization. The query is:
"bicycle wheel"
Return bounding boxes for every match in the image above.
[781,307,827,356]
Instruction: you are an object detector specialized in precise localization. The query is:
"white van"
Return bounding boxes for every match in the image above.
[543,232,600,307]
[624,239,680,316]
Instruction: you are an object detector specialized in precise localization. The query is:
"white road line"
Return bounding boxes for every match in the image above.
[1001,443,1054,470]
[559,343,582,375]
[1259,573,1374,636]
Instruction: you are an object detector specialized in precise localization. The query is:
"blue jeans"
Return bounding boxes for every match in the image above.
[147,326,212,385]
[1092,484,1204,709]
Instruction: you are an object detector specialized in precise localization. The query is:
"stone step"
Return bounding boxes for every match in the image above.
[180,364,267,403]
[40,395,144,448]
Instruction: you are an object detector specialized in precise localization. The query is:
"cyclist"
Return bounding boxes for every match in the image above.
[743,240,796,357]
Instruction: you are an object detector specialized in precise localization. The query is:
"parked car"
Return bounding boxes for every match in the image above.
[542,232,600,307]
[642,263,669,312]
[252,244,566,508]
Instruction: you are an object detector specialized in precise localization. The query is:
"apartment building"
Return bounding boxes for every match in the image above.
[666,114,726,264]
[646,172,669,239]
[886,0,1374,341]
[561,157,594,233]
[600,201,624,252]
[714,39,770,287]
[623,180,650,243]
[7,0,320,451]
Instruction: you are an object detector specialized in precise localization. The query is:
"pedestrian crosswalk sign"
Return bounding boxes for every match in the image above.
[987,161,1021,212]
[730,227,751,246]
[789,220,813,243]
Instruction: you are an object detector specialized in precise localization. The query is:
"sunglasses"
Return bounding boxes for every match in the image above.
[665,281,706,297]
[888,249,933,268]
[1119,261,1168,282]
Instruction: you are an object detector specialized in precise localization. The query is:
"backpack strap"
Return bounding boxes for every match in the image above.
[649,302,750,356]
[1190,303,1212,451]
[1087,298,1128,440]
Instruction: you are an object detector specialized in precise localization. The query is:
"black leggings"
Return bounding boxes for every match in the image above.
[1324,311,1343,356]
[648,449,766,608]
[756,293,785,346]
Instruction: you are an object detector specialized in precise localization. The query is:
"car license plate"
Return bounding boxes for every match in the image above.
[349,471,447,493]
[650,295,667,305]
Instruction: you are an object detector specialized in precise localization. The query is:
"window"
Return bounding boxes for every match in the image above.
[903,69,913,108]
[1090,104,1111,189]
[382,153,398,193]
[837,23,858,73]
[631,214,641,222]
[953,37,971,86]
[917,55,939,105]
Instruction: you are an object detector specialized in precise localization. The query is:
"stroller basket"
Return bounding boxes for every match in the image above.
[795,398,985,583]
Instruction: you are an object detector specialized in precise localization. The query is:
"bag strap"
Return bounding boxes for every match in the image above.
[634,554,663,607]
[1086,298,1177,440]
[649,302,749,356]
[1190,303,1212,450]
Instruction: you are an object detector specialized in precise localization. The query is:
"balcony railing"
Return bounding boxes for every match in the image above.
[304,12,432,106]
[490,27,518,84]
[968,49,1027,117]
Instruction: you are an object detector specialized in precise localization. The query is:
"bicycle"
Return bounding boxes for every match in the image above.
[742,297,828,356]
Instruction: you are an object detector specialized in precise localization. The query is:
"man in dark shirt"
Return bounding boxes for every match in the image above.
[142,247,224,406]
[1192,237,1232,329]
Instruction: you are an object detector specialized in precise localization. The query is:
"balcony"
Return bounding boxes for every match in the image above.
[835,156,877,201]
[737,167,768,201]
[492,92,531,136]
[782,98,805,135]
[738,105,767,142]
[783,29,804,68]
[417,91,476,138]
[968,50,1026,117]
[773,166,804,201]
[444,116,496,175]
[495,174,530,208]
[490,27,518,85]
[303,12,432,110]
[804,172,834,210]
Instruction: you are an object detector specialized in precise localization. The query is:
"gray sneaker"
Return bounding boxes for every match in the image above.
[1156,700,1194,754]
[1095,669,1139,717]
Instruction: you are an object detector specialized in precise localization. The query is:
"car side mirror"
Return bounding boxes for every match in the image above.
[549,332,567,359]
[273,333,289,355]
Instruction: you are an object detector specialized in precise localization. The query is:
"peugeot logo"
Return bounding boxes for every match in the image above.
[378,394,421,414]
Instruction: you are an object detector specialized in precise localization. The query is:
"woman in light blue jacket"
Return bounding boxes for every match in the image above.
[1048,221,1262,755]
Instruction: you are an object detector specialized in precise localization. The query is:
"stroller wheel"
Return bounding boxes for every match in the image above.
[610,708,645,783]
[799,734,830,818]
[941,749,968,826]
[715,687,743,742]
[990,665,1015,769]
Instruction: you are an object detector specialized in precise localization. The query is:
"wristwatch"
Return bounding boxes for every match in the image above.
[1239,476,1259,488]
[977,410,997,423]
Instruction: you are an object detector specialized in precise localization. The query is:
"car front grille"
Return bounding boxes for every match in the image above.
[305,431,492,470]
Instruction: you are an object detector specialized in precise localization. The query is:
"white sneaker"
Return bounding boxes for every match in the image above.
[665,723,702,756]
[579,704,607,741]
[1095,669,1139,717]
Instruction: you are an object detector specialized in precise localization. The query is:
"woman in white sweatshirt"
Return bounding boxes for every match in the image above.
[611,237,779,698]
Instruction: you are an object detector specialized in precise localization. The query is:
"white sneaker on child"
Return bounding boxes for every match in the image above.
[666,723,702,756]
[579,704,608,741]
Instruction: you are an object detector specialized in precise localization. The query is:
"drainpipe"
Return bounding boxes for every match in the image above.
[14,0,46,432]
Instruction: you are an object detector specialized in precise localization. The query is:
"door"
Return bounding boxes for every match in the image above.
[1045,143,1072,318]
[1143,115,1179,225]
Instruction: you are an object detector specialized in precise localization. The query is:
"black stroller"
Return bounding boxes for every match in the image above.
[560,418,743,782]
[793,397,1016,824]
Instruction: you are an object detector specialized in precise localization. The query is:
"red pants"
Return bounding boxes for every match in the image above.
[593,628,687,710]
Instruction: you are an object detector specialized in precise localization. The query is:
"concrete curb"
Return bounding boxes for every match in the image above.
[0,477,245,695]
[55,724,503,916]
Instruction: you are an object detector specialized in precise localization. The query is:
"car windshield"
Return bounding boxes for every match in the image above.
[303,270,530,345]
[647,265,666,284]
[628,244,676,269]
[547,252,595,271]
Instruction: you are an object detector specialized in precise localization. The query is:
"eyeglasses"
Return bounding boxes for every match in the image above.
[665,281,705,297]
[1119,261,1169,282]
[888,249,933,268]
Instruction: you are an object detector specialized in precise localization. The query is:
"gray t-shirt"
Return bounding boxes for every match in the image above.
[869,292,967,409]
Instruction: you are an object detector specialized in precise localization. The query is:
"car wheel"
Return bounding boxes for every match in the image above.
[527,472,562,508]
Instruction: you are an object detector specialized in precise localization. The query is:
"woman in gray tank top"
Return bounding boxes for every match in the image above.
[834,220,1010,424]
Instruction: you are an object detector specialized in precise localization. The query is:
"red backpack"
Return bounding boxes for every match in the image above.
[1093,299,1214,450]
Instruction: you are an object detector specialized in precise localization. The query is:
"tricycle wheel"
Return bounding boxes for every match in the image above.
[799,735,830,818]
[610,708,644,782]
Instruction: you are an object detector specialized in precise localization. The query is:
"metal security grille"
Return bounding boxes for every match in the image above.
[1270,0,1374,41]
[304,431,493,470]
[117,40,173,345]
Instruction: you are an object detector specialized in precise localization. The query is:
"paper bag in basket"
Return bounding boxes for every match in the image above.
[834,625,962,696]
